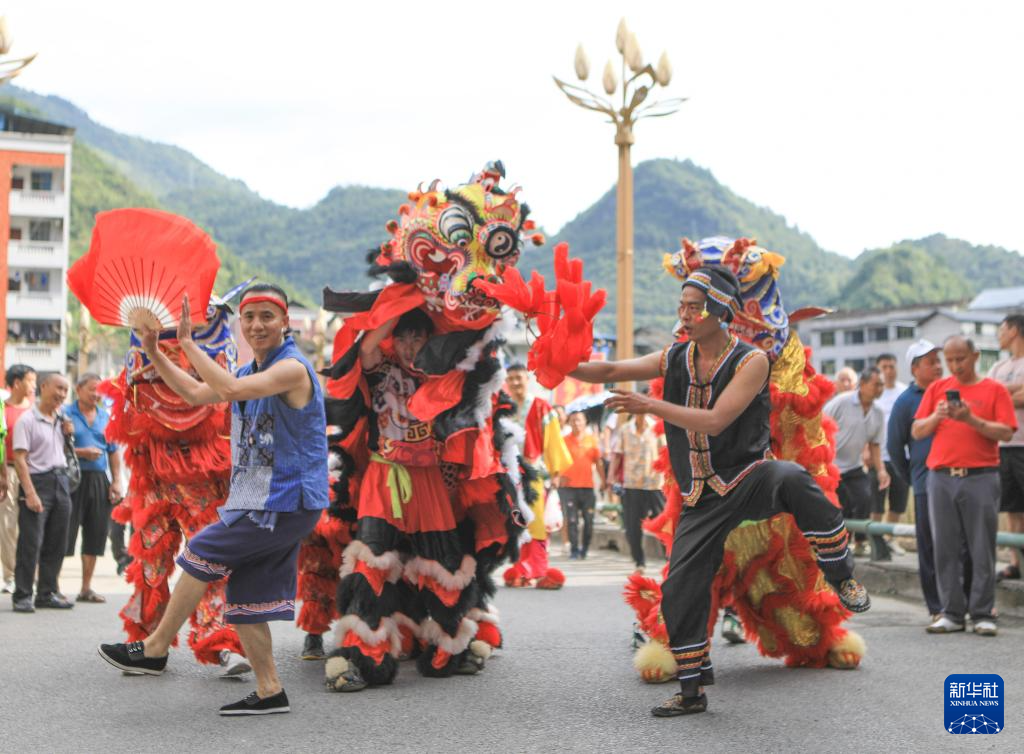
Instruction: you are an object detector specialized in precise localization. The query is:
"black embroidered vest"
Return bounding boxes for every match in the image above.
[662,336,772,505]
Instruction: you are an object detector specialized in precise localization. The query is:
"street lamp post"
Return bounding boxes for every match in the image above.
[554,18,685,364]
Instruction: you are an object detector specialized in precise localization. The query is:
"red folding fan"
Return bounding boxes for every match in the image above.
[67,208,220,329]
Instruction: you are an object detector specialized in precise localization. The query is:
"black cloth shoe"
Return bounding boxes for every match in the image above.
[12,596,34,613]
[652,693,708,717]
[301,633,325,660]
[831,578,871,613]
[97,641,168,675]
[219,690,290,716]
[34,593,73,609]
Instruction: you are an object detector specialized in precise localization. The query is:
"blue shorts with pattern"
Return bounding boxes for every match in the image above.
[176,508,320,624]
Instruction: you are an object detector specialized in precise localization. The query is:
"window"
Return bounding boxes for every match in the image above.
[10,176,23,190]
[30,171,53,191]
[847,359,866,373]
[23,270,50,293]
[6,319,61,345]
[819,330,836,346]
[976,323,997,337]
[961,322,975,336]
[980,350,1000,374]
[28,220,52,242]
[844,329,865,345]
[895,325,915,339]
[8,227,22,240]
[869,326,889,342]
[820,359,836,375]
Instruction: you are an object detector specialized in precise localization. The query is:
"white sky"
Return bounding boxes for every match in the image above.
[5,0,1024,257]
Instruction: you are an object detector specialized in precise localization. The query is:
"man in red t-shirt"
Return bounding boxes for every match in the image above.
[912,335,1016,636]
[560,411,604,559]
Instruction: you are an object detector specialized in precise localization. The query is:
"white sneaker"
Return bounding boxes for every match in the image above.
[887,538,906,557]
[219,650,252,677]
[926,616,965,634]
[973,620,998,637]
[1,579,13,594]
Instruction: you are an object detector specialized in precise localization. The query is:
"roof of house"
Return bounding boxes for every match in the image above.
[0,107,74,137]
[920,308,1006,325]
[969,286,1024,311]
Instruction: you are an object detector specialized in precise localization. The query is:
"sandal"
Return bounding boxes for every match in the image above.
[997,565,1021,582]
[77,589,106,603]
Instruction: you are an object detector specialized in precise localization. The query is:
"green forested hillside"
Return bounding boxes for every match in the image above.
[65,142,301,357]
[70,143,291,297]
[10,87,1024,328]
[527,158,854,328]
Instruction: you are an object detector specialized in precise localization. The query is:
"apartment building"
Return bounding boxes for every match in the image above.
[797,301,1008,384]
[0,108,74,377]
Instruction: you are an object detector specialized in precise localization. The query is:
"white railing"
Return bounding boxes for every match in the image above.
[4,344,65,372]
[5,291,64,319]
[8,190,68,218]
[6,240,66,268]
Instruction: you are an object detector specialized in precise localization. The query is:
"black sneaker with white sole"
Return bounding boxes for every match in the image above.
[219,690,290,716]
[97,641,168,675]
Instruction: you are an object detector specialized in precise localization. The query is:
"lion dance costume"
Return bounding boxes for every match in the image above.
[300,162,604,690]
[627,236,865,682]
[502,394,572,589]
[99,298,245,664]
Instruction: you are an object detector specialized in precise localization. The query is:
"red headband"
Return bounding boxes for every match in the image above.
[240,294,288,313]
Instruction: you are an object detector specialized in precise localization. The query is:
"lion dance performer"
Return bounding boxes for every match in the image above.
[573,238,869,716]
[100,296,250,674]
[65,208,249,676]
[311,162,604,691]
[501,362,572,589]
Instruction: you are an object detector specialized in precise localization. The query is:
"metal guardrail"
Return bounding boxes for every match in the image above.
[845,519,1024,548]
[845,519,1024,563]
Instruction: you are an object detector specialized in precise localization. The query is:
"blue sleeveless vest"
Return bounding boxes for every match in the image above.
[222,336,329,513]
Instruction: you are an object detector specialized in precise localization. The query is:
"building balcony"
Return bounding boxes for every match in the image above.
[8,189,68,219]
[6,240,67,269]
[4,343,65,373]
[6,291,65,320]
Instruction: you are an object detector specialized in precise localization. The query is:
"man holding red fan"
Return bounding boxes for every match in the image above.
[98,284,329,717]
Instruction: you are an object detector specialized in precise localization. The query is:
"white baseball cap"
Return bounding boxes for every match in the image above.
[906,338,940,368]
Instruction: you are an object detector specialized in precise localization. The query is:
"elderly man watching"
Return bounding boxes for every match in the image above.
[11,372,74,612]
[913,336,1015,636]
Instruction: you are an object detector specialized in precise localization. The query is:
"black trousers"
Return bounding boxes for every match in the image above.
[13,470,72,601]
[622,489,664,567]
[870,461,910,515]
[661,461,854,698]
[66,471,111,557]
[562,487,596,556]
[109,519,129,564]
[837,467,872,543]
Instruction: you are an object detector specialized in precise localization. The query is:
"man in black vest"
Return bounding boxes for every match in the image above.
[570,267,869,717]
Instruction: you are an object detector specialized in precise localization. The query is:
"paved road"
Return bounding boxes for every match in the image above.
[3,549,1022,753]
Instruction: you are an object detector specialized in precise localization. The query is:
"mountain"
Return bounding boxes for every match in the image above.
[10,86,1024,330]
[838,245,974,310]
[69,142,288,295]
[4,86,402,296]
[534,158,853,329]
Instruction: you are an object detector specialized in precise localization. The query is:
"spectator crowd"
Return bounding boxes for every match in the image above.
[6,316,1024,641]
[1,364,127,615]
[827,314,1024,637]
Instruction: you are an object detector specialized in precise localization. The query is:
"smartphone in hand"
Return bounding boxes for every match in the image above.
[945,389,961,405]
